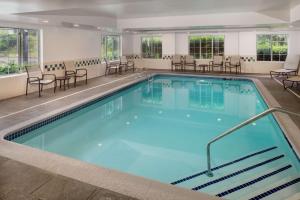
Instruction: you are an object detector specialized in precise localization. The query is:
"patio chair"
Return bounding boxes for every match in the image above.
[64,61,87,87]
[44,63,70,91]
[171,55,183,71]
[119,56,135,72]
[270,55,300,78]
[209,55,224,72]
[283,76,300,90]
[25,65,56,97]
[183,55,196,71]
[225,56,241,74]
[104,58,120,75]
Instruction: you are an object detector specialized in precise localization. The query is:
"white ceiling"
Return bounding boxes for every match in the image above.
[0,0,300,31]
[6,0,296,18]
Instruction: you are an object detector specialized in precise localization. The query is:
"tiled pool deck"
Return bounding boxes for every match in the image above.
[0,70,299,200]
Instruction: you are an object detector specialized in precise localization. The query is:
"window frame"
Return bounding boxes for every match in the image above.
[0,26,40,76]
[256,33,288,62]
[101,35,121,61]
[188,34,225,59]
[141,36,162,59]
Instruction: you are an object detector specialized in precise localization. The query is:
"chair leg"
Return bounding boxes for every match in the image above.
[38,84,41,97]
[41,84,43,91]
[26,79,29,96]
[85,74,87,84]
[74,77,77,88]
[54,82,56,93]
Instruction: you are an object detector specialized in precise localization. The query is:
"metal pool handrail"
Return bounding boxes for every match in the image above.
[206,107,300,177]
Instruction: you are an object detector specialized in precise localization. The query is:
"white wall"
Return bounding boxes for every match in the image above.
[43,27,101,63]
[122,34,134,55]
[175,33,188,55]
[162,33,176,55]
[238,32,257,56]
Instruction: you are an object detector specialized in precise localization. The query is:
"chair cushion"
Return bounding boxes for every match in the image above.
[31,79,53,84]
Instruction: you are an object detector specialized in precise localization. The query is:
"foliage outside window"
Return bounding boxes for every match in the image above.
[257,34,288,61]
[101,35,120,61]
[141,36,162,59]
[189,35,224,59]
[0,27,40,75]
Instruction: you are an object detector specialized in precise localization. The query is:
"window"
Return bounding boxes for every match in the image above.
[256,34,288,61]
[141,36,162,59]
[101,35,120,61]
[0,27,40,75]
[189,35,224,59]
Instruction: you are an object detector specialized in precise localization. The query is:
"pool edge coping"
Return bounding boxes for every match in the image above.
[0,72,299,200]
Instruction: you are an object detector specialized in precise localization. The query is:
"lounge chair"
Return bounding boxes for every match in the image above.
[283,76,300,90]
[64,61,87,87]
[209,55,224,72]
[225,56,241,74]
[184,55,196,71]
[119,56,135,72]
[104,58,120,75]
[270,55,300,78]
[25,65,56,97]
[171,55,183,71]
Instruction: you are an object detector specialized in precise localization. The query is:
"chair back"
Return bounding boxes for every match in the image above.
[185,55,194,64]
[230,56,240,65]
[63,60,76,71]
[283,55,300,70]
[120,56,128,64]
[25,65,42,78]
[43,62,65,77]
[213,56,223,65]
[172,55,182,64]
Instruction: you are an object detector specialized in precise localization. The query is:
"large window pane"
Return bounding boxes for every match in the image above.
[0,27,39,75]
[189,35,224,59]
[141,36,162,59]
[101,35,120,61]
[256,34,287,61]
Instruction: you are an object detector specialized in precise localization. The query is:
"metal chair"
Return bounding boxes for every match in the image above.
[225,56,241,74]
[64,61,87,87]
[209,55,224,72]
[184,55,196,71]
[119,56,135,72]
[171,55,183,71]
[25,65,56,97]
[104,58,120,75]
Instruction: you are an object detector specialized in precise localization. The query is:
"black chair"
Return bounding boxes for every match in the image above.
[64,61,87,87]
[25,66,56,97]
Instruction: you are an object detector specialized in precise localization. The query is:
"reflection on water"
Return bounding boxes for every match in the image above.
[141,77,256,112]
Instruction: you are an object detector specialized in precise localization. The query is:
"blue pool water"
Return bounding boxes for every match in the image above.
[12,75,300,198]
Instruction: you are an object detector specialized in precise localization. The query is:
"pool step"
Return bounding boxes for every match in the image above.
[171,146,299,199]
[216,164,294,199]
[171,146,279,186]
[247,176,300,200]
[191,154,285,191]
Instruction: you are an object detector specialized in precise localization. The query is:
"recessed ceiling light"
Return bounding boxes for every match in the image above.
[41,20,48,23]
[97,27,101,30]
[73,24,79,27]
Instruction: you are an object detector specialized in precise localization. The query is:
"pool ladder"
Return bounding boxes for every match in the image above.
[206,107,300,177]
